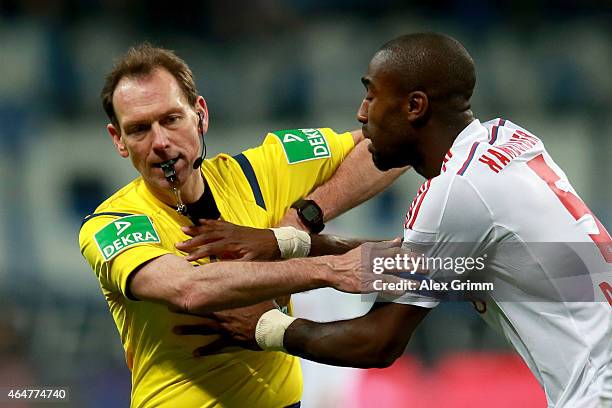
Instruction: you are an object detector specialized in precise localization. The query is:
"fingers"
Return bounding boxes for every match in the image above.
[368,240,403,250]
[357,240,401,260]
[183,246,213,261]
[187,219,231,233]
[176,220,251,258]
[176,219,233,247]
[175,236,217,252]
[367,245,428,275]
[213,301,276,320]
[192,337,239,357]
[184,241,236,261]
[173,321,223,336]
[175,232,222,250]
[362,273,419,296]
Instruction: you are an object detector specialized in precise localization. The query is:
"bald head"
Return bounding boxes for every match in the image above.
[358,33,477,176]
[375,33,476,113]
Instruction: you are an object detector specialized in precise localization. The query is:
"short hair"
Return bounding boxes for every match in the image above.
[378,33,476,105]
[101,43,198,128]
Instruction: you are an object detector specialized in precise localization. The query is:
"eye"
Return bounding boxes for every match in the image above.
[126,124,149,135]
[164,114,182,126]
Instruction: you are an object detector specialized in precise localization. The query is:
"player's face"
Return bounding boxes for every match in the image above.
[107,68,208,196]
[357,54,415,171]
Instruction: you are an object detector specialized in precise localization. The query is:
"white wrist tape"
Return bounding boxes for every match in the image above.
[270,227,311,258]
[255,309,297,351]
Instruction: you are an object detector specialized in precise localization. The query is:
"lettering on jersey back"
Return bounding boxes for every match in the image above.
[272,128,331,164]
[478,130,539,173]
[94,215,160,261]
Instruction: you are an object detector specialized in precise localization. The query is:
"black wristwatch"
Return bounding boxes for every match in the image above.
[291,199,325,233]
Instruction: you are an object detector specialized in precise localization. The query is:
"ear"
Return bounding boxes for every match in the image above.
[196,96,209,134]
[406,91,429,123]
[107,123,129,158]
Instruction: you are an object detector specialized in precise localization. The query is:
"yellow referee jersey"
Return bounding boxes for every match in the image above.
[79,128,355,407]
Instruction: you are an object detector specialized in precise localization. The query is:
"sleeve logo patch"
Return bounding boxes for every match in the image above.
[94,215,160,261]
[272,128,331,164]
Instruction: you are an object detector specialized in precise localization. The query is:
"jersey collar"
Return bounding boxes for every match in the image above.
[440,119,488,174]
[451,119,488,148]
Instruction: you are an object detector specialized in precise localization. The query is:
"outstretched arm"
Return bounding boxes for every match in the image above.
[308,234,370,256]
[185,301,430,367]
[176,219,374,260]
[280,131,408,229]
[130,246,366,314]
[283,303,429,368]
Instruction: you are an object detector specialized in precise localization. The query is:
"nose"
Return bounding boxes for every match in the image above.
[150,122,170,152]
[356,99,368,124]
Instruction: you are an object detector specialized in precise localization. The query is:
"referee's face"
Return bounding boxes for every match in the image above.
[107,68,206,197]
[358,54,414,171]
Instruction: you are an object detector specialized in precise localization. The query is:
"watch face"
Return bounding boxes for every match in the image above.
[302,205,320,220]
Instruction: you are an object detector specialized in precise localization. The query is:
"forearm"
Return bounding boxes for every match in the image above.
[308,234,370,256]
[184,257,335,314]
[308,137,409,221]
[284,319,398,368]
[282,304,429,368]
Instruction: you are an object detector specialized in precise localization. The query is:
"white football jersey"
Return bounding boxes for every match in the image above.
[395,119,612,407]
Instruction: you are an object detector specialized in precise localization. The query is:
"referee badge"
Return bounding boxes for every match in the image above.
[272,128,331,164]
[94,215,160,261]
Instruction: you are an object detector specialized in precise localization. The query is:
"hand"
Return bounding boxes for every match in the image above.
[173,301,276,356]
[278,208,309,231]
[327,241,426,295]
[175,219,281,261]
[321,245,365,293]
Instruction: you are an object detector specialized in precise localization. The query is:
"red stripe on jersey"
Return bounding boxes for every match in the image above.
[489,126,499,145]
[404,182,427,228]
[405,179,432,230]
[489,118,506,145]
[441,150,453,173]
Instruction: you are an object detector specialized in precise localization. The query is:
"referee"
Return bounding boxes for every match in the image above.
[78,44,404,407]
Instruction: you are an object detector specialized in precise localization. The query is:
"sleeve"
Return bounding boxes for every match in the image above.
[242,127,355,225]
[78,214,171,299]
[387,176,493,308]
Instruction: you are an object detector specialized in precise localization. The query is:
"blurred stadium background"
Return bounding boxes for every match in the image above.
[0,1,610,406]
